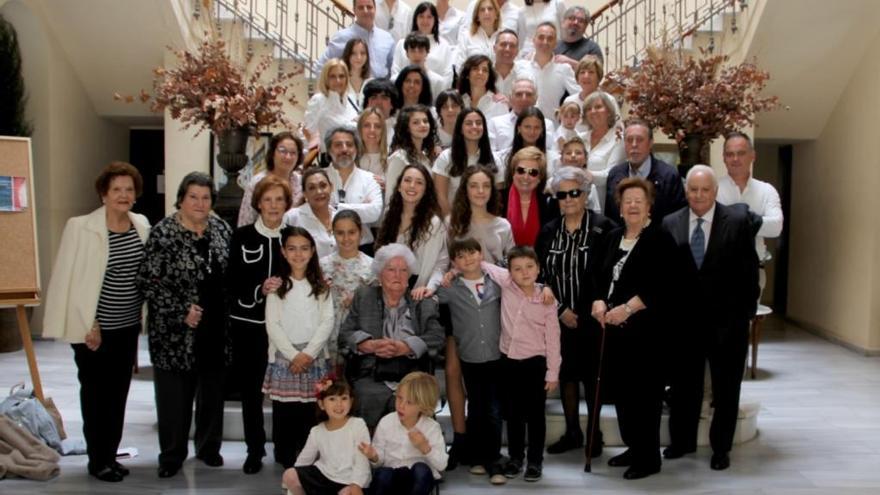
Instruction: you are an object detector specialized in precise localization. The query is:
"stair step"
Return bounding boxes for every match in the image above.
[213,398,760,447]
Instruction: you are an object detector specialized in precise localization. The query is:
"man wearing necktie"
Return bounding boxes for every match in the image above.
[661,165,759,471]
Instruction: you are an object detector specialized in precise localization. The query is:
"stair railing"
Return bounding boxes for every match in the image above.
[588,0,750,73]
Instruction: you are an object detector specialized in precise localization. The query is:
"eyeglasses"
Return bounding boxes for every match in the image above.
[555,189,585,200]
[276,147,297,156]
[515,166,540,177]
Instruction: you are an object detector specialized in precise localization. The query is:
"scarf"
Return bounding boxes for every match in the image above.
[254,216,283,238]
[507,186,540,246]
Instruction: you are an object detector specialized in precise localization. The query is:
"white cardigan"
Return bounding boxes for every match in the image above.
[43,206,150,343]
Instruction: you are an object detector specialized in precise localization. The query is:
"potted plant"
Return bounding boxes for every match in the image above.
[604,46,780,174]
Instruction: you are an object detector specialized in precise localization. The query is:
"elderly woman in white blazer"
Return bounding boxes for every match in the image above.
[43,162,150,483]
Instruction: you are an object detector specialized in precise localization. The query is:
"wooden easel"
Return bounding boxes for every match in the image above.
[1,290,43,401]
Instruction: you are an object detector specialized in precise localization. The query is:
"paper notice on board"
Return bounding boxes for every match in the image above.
[0,176,28,211]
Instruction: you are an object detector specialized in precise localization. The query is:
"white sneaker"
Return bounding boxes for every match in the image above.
[469,465,487,475]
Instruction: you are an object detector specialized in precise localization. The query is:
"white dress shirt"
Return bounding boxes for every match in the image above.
[583,128,625,212]
[304,92,359,150]
[688,204,716,253]
[375,0,414,42]
[456,28,498,68]
[326,165,384,246]
[514,56,580,125]
[516,0,567,58]
[462,91,508,120]
[438,6,466,45]
[371,413,448,479]
[284,203,338,258]
[716,174,783,261]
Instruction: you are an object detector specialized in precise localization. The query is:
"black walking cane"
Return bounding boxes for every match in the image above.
[584,319,609,473]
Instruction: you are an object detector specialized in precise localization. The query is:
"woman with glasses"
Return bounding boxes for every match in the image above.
[237,132,304,227]
[284,168,338,258]
[536,166,615,459]
[498,146,557,247]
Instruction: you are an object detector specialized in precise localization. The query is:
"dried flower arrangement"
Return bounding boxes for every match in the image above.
[604,46,780,141]
[115,36,301,135]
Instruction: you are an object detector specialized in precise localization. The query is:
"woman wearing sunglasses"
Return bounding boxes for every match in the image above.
[535,165,616,460]
[498,146,556,247]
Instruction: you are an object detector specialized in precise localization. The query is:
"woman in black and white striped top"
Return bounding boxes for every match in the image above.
[44,162,150,483]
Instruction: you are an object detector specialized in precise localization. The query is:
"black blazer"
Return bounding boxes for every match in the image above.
[661,203,760,330]
[591,221,679,333]
[604,155,687,221]
[225,224,284,323]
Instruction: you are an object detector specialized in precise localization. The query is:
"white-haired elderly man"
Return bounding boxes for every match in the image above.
[338,243,446,430]
[535,166,616,458]
[661,165,759,472]
[487,78,556,153]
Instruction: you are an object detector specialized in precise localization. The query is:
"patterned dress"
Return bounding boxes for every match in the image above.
[320,252,375,366]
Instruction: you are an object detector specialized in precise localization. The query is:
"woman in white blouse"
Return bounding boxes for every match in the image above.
[342,38,372,111]
[304,59,359,151]
[581,91,624,212]
[284,168,337,258]
[457,0,501,67]
[563,56,603,107]
[517,0,566,58]
[432,108,500,216]
[357,107,389,191]
[457,54,509,120]
[385,104,439,205]
[391,2,456,85]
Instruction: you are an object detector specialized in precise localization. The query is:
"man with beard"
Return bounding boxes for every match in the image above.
[323,126,384,254]
[554,6,604,70]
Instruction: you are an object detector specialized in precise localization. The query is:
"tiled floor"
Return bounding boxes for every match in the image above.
[2,316,880,494]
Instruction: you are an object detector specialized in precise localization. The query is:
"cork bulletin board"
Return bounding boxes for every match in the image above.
[0,136,40,304]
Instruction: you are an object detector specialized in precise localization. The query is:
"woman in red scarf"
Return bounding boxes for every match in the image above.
[499,146,556,246]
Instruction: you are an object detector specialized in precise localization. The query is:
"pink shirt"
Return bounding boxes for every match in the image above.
[482,262,561,382]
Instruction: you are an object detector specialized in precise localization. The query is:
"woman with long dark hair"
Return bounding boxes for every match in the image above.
[384,104,439,204]
[432,108,499,216]
[376,163,448,298]
[395,65,435,108]
[500,106,558,179]
[435,89,464,149]
[457,54,508,120]
[342,38,372,110]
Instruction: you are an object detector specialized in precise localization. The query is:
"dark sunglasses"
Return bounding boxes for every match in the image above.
[515,166,540,177]
[555,189,585,200]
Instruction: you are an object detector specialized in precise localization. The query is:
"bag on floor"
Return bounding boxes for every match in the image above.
[0,384,63,451]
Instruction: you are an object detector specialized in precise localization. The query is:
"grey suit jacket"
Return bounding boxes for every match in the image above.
[339,285,445,376]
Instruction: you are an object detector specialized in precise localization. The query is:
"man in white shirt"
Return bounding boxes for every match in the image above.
[487,77,556,153]
[375,0,414,42]
[324,127,384,252]
[316,0,395,78]
[716,131,783,291]
[514,22,580,125]
[494,29,526,98]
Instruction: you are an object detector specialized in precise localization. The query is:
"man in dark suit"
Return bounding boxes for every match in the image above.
[661,165,759,471]
[604,119,686,221]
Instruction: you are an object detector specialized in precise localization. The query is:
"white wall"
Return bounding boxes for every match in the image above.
[788,28,880,353]
[1,0,129,333]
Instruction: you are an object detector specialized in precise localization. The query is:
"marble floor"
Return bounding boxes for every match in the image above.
[2,316,880,494]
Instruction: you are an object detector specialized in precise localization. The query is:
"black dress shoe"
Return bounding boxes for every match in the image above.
[197,452,224,467]
[607,449,634,467]
[110,461,130,476]
[663,445,696,459]
[623,464,661,480]
[242,454,263,474]
[547,433,583,454]
[89,465,124,482]
[157,464,181,478]
[710,452,730,471]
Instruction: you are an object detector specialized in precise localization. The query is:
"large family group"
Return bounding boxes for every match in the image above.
[41,0,783,493]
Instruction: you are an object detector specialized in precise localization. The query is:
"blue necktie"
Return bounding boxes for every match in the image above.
[691,218,705,269]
